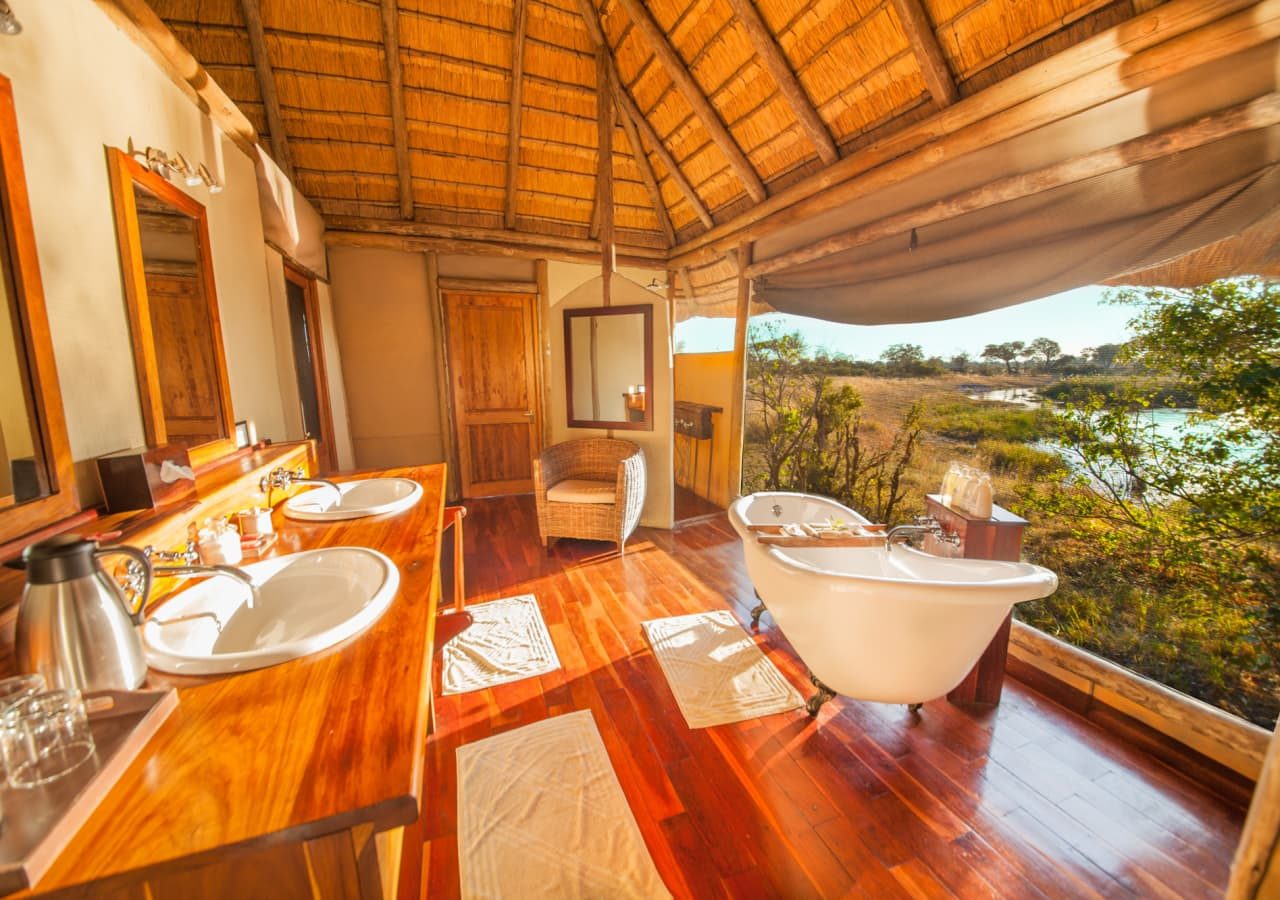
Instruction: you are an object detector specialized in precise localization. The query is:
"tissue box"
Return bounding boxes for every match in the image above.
[95,445,197,513]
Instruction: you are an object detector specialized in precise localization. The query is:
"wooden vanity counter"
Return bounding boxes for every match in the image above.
[21,463,447,898]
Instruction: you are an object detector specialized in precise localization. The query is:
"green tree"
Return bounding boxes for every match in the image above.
[880,343,925,373]
[1021,278,1279,725]
[981,340,1026,374]
[1028,337,1062,370]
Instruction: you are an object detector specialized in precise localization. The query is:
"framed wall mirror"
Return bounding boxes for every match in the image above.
[0,74,79,543]
[564,304,653,431]
[106,147,235,467]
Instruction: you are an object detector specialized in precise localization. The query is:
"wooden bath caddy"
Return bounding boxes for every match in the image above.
[0,688,178,896]
[749,522,886,548]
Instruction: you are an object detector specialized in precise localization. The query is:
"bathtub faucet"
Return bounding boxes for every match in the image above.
[885,518,960,552]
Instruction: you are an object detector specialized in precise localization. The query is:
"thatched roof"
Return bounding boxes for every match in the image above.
[146,0,1157,297]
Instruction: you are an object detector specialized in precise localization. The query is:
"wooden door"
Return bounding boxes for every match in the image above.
[283,263,336,471]
[144,271,223,446]
[443,291,542,497]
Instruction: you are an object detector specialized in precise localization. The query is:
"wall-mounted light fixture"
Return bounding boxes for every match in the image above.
[0,2,21,36]
[646,276,669,292]
[127,139,224,194]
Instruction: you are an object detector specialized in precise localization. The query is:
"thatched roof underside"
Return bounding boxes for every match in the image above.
[151,0,1164,293]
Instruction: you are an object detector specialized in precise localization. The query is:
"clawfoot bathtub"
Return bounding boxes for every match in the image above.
[729,492,1058,713]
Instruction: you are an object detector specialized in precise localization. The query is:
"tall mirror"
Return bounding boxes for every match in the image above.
[107,147,235,467]
[0,73,78,543]
[564,304,653,431]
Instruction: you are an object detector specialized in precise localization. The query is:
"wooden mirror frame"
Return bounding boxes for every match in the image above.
[564,303,654,431]
[105,146,236,468]
[0,74,79,544]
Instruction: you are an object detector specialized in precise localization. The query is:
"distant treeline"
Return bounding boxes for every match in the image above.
[1039,377,1200,409]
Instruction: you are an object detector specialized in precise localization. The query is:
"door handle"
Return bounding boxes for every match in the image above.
[523,410,534,418]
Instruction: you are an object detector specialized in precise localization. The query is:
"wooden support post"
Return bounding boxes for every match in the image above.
[504,0,528,230]
[888,0,959,106]
[535,258,552,448]
[725,243,752,500]
[239,0,293,181]
[924,494,1027,705]
[723,0,837,163]
[380,0,413,219]
[425,251,461,502]
[596,48,615,307]
[1228,720,1280,897]
[744,91,1280,279]
[615,0,766,203]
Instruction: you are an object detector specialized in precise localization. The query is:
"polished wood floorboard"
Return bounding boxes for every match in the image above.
[403,495,1246,899]
[675,484,722,523]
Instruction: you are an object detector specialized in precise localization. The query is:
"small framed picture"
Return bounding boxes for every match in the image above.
[234,420,251,448]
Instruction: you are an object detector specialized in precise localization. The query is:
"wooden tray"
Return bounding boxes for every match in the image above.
[749,522,886,548]
[0,689,178,896]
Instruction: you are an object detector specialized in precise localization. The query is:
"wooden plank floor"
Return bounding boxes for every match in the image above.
[402,495,1246,899]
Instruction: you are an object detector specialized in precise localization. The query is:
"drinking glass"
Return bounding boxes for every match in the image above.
[2,689,96,788]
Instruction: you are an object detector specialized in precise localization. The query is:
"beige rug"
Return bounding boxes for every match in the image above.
[456,710,670,899]
[441,594,560,695]
[642,610,805,728]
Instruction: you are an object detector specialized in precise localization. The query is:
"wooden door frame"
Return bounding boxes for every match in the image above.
[439,284,546,498]
[282,260,337,472]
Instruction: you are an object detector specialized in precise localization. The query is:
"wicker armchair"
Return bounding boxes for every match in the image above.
[533,438,646,554]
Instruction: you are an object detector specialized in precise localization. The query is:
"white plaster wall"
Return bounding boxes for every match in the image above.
[0,4,288,501]
[547,265,674,529]
[315,279,355,472]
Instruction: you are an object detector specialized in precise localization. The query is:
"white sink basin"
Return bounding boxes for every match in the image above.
[143,548,400,675]
[282,477,422,521]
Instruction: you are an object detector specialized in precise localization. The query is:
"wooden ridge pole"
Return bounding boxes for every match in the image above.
[380,0,413,219]
[724,0,837,164]
[669,0,1276,269]
[615,0,767,203]
[239,0,293,181]
[745,91,1280,278]
[572,0,715,231]
[504,0,528,230]
[597,47,615,306]
[889,0,959,106]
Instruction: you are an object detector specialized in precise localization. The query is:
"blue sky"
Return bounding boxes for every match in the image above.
[674,284,1138,360]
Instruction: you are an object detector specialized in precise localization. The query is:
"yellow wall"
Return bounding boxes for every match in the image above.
[673,352,736,508]
[548,267,673,529]
[0,4,294,502]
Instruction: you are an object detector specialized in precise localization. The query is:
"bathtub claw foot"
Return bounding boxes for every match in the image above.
[805,677,837,717]
[907,703,923,714]
[749,601,767,629]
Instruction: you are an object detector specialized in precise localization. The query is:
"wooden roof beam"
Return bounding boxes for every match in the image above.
[573,0,714,231]
[614,0,767,204]
[745,91,1280,279]
[889,0,959,106]
[669,0,1276,269]
[616,96,677,246]
[723,0,838,165]
[239,0,293,181]
[324,229,663,269]
[380,0,414,220]
[504,0,528,230]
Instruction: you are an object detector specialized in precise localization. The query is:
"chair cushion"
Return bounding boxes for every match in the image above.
[547,479,616,505]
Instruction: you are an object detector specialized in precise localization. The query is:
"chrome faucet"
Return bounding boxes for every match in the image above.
[259,466,341,508]
[146,546,260,609]
[885,517,961,552]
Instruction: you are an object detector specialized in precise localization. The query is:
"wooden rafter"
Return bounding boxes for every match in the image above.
[889,0,959,106]
[239,0,293,181]
[596,47,616,306]
[670,0,1275,269]
[745,91,1280,278]
[380,0,413,219]
[504,0,528,230]
[614,0,767,203]
[723,0,837,165]
[573,0,714,231]
[616,98,677,246]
